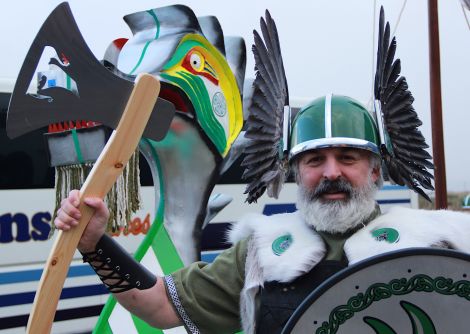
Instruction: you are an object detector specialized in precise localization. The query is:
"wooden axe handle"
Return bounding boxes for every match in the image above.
[26,73,161,334]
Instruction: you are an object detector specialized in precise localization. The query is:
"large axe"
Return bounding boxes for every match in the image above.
[6,3,175,333]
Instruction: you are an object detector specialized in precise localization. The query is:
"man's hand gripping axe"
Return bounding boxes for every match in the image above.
[6,3,175,333]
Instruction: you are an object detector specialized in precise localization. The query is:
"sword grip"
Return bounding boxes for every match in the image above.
[26,73,161,334]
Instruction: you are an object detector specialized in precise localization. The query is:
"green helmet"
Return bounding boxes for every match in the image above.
[289,94,380,161]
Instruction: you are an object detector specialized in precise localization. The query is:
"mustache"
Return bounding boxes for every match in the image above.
[310,178,353,200]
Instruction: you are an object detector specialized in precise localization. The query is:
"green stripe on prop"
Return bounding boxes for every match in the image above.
[70,128,84,163]
[129,9,160,75]
[66,74,72,90]
[132,313,164,334]
[93,298,116,334]
[152,224,184,274]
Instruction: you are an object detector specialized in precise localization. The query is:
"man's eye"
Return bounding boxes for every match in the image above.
[340,155,356,163]
[307,157,322,165]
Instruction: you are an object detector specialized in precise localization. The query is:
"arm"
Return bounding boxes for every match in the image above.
[55,190,182,329]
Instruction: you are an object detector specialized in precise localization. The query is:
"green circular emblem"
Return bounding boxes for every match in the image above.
[212,92,227,117]
[272,233,293,256]
[371,227,400,243]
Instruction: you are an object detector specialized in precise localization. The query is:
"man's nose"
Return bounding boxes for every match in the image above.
[322,159,342,180]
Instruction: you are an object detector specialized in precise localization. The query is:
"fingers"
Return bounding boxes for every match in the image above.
[84,197,110,221]
[55,190,110,232]
[55,191,82,231]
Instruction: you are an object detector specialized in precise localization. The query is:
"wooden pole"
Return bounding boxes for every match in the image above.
[26,74,161,334]
[427,0,447,209]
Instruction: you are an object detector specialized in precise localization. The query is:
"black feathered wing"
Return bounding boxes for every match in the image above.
[374,6,434,201]
[242,10,289,203]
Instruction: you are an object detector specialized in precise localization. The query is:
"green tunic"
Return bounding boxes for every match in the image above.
[165,238,248,334]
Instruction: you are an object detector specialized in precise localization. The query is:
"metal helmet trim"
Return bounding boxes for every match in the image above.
[289,137,379,160]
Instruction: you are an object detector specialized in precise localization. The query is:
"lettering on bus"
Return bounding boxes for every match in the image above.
[0,212,51,242]
[0,211,151,243]
[112,214,150,237]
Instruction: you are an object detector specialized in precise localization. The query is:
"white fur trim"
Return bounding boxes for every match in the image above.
[345,207,470,264]
[240,237,263,334]
[228,212,326,283]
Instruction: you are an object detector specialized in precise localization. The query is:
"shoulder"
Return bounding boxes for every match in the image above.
[228,211,326,283]
[345,207,470,264]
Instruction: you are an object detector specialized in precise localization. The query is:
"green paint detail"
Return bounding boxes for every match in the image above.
[363,301,436,334]
[132,313,164,334]
[128,10,160,75]
[315,274,470,334]
[66,74,71,90]
[161,71,226,153]
[363,317,397,334]
[162,39,202,70]
[92,298,117,333]
[70,128,84,164]
[151,223,185,273]
[401,301,436,334]
[271,234,293,256]
[93,139,184,333]
[371,228,400,243]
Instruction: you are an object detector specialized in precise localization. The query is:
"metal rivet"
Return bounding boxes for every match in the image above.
[282,287,288,292]
[125,274,130,279]
[97,249,103,255]
[106,257,111,263]
[136,281,141,287]
[115,266,120,271]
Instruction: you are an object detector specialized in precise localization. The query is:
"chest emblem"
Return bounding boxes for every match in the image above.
[371,227,400,243]
[272,233,293,256]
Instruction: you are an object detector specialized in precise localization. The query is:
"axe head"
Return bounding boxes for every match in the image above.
[7,2,175,141]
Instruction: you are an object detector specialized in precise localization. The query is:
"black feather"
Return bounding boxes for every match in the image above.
[374,6,434,201]
[241,10,289,202]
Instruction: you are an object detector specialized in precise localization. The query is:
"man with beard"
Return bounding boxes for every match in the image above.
[56,95,470,334]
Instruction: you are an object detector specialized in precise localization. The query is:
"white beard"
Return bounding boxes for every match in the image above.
[296,176,378,234]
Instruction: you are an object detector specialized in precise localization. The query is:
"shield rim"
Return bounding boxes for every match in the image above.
[281,247,470,334]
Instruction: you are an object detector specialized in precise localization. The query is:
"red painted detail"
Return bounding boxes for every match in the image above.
[160,88,188,113]
[48,124,57,133]
[60,53,70,65]
[181,51,219,85]
[47,120,104,133]
[170,121,186,134]
[113,38,128,50]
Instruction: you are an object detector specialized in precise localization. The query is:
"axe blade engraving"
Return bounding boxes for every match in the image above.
[7,2,174,141]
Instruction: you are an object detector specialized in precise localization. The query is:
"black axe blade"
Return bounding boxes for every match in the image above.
[7,2,175,141]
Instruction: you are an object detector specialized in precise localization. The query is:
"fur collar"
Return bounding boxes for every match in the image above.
[228,211,326,283]
[345,207,470,264]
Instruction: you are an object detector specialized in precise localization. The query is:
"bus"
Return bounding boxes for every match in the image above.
[0,89,418,333]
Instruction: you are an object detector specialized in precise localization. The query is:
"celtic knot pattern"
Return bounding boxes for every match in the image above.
[315,274,470,334]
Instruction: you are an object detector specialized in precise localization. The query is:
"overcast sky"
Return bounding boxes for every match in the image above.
[1,0,469,192]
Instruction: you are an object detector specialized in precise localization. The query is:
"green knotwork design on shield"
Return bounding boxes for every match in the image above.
[315,274,470,334]
[364,301,437,334]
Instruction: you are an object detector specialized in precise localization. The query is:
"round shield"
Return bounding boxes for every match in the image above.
[282,248,470,334]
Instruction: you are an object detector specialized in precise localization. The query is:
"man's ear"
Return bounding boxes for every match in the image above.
[371,165,381,183]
